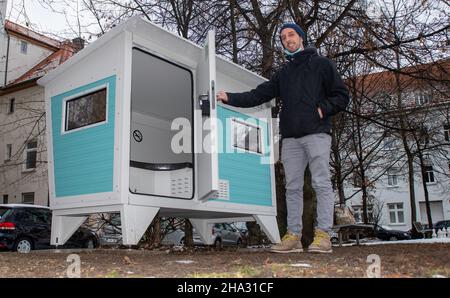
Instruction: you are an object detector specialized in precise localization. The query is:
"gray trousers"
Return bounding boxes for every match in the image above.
[281,134,334,235]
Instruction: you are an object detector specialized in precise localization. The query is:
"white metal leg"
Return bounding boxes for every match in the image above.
[120,205,159,245]
[51,214,88,246]
[253,214,281,243]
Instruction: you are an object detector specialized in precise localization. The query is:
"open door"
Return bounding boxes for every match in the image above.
[196,30,218,200]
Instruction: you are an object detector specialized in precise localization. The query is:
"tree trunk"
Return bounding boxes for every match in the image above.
[229,0,238,64]
[183,219,194,247]
[418,155,433,228]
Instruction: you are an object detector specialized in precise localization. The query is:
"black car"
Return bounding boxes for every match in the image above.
[0,204,99,253]
[373,225,411,241]
[434,220,450,231]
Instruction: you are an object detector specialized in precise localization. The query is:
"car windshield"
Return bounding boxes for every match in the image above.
[0,207,12,221]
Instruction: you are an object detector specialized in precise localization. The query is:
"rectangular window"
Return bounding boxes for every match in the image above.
[352,173,363,188]
[415,90,431,106]
[20,41,28,54]
[2,195,8,204]
[419,126,430,146]
[231,118,262,154]
[352,206,362,223]
[25,141,37,170]
[5,144,12,161]
[352,205,374,223]
[387,171,398,186]
[21,192,34,204]
[424,165,435,184]
[65,88,107,131]
[444,124,450,142]
[7,98,15,114]
[388,203,405,224]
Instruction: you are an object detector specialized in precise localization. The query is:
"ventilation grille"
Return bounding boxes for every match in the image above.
[212,180,229,200]
[170,176,192,196]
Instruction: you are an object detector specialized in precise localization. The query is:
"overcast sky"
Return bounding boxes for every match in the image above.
[6,0,96,40]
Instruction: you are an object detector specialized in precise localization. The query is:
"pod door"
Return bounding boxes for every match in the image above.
[129,48,194,199]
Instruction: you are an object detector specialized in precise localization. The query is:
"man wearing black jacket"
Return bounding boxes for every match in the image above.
[217,23,349,253]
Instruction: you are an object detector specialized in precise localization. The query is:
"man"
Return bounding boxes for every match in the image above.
[216,23,349,253]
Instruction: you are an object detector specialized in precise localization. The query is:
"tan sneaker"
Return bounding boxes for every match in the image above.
[308,229,332,253]
[269,231,303,253]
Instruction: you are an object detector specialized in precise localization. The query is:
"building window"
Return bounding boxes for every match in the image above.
[352,172,363,188]
[388,203,405,224]
[20,41,28,54]
[418,125,430,146]
[25,141,37,170]
[424,165,435,184]
[7,98,15,114]
[5,144,12,161]
[415,90,431,106]
[444,124,450,142]
[387,170,398,186]
[65,88,107,131]
[2,195,8,204]
[21,192,34,204]
[231,118,262,154]
[352,205,374,223]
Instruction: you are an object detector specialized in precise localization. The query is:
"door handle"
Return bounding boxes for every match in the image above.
[198,93,210,117]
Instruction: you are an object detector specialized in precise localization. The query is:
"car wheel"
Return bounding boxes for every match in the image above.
[389,236,398,241]
[179,237,185,246]
[14,237,33,253]
[214,238,222,249]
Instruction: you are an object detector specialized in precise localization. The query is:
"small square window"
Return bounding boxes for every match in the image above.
[21,192,34,204]
[415,90,431,106]
[65,88,107,131]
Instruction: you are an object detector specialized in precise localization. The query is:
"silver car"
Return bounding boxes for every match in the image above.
[162,223,244,247]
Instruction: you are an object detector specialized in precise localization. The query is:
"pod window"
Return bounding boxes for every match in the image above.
[65,88,107,131]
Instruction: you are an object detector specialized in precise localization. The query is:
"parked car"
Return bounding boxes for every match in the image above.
[433,220,450,231]
[373,225,411,241]
[162,222,244,247]
[97,213,122,247]
[0,204,99,253]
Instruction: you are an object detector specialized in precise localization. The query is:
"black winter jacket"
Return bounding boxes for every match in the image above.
[226,47,349,139]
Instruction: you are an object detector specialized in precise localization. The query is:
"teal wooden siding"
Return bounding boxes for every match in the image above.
[214,106,272,206]
[51,76,116,197]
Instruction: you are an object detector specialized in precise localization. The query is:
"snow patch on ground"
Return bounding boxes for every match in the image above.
[290,263,312,268]
[175,260,195,264]
[334,238,450,247]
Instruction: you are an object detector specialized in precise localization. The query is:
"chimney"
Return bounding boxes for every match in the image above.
[71,37,85,53]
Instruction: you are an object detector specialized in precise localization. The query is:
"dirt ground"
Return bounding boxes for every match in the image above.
[0,243,448,278]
